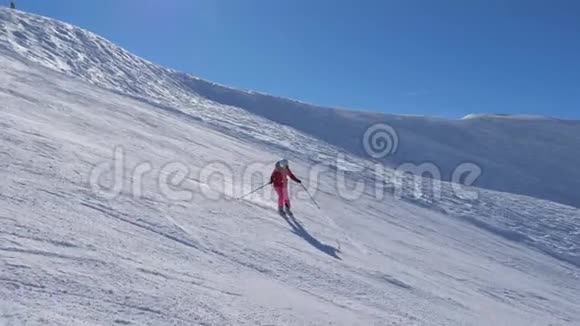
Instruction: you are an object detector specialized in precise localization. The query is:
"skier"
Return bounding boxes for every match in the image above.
[10,1,15,9]
[270,159,302,216]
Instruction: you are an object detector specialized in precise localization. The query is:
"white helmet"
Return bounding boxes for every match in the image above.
[277,159,289,168]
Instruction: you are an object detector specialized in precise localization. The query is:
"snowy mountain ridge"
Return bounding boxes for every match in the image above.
[1,8,580,325]
[461,113,564,121]
[2,9,580,210]
[2,9,580,209]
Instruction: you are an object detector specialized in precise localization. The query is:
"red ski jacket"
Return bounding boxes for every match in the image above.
[270,167,300,187]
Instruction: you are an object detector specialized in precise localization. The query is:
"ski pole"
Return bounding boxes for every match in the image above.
[301,183,320,209]
[237,182,270,200]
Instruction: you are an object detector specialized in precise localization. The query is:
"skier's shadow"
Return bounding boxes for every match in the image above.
[283,215,342,260]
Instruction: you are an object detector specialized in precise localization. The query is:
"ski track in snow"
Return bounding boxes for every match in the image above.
[0,8,579,326]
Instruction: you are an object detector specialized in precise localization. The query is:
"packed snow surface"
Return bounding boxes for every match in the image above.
[1,8,579,326]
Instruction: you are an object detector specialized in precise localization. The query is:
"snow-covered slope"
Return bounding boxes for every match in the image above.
[1,8,579,325]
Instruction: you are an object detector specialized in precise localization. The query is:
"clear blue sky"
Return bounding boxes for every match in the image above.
[13,0,580,119]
